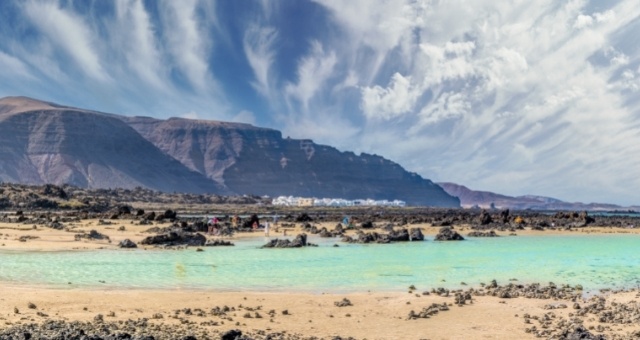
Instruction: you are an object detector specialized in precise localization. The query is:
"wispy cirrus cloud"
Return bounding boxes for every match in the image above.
[23,1,110,82]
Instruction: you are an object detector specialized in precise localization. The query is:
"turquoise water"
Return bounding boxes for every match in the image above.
[1,235,640,293]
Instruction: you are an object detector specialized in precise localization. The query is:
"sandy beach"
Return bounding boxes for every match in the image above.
[3,218,640,339]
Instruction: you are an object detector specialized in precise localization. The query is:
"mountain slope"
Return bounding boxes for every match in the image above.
[123,116,459,207]
[0,97,224,194]
[438,182,622,210]
[0,96,459,206]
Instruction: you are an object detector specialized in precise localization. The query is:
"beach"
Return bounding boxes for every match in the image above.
[2,215,640,339]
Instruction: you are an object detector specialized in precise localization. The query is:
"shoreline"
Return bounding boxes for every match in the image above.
[4,217,640,338]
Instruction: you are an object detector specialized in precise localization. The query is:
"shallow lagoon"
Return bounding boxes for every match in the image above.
[2,234,640,292]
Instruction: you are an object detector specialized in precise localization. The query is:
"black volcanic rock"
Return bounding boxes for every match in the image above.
[434,227,464,241]
[123,116,459,207]
[0,97,224,194]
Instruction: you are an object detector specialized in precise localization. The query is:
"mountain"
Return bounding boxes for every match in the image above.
[0,96,459,207]
[438,182,622,211]
[0,96,224,194]
[122,116,459,207]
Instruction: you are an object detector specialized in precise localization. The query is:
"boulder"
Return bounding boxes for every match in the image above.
[221,329,243,340]
[409,228,424,241]
[118,239,137,248]
[434,227,464,241]
[479,210,492,225]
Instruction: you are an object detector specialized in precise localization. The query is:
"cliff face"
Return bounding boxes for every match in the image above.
[0,97,223,194]
[124,117,459,207]
[0,96,459,207]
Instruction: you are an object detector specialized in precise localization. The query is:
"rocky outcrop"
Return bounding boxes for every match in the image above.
[467,230,499,237]
[139,231,206,247]
[261,234,314,248]
[205,239,234,247]
[434,227,464,241]
[341,228,424,244]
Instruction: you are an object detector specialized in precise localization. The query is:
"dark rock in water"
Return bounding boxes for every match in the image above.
[140,231,206,246]
[262,234,312,248]
[221,329,243,340]
[467,230,499,237]
[342,228,424,244]
[205,239,234,247]
[118,239,137,248]
[434,227,464,241]
[387,228,409,242]
[409,228,424,241]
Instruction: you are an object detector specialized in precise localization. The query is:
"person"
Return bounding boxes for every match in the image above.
[273,214,278,226]
[252,221,258,231]
[264,221,270,237]
[209,216,219,235]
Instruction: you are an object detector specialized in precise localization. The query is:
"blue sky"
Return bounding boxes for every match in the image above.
[1,0,640,205]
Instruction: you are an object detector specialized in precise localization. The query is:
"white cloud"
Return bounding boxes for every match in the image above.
[0,51,34,79]
[160,0,212,92]
[181,111,199,120]
[113,0,166,90]
[361,73,416,120]
[285,41,337,112]
[308,0,640,205]
[244,25,278,97]
[23,1,110,82]
[233,110,256,125]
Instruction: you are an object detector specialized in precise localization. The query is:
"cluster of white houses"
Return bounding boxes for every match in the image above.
[271,196,406,207]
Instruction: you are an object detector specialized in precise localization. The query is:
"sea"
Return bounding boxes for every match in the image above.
[1,234,640,293]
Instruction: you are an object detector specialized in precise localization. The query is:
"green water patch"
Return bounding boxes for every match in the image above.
[1,234,640,292]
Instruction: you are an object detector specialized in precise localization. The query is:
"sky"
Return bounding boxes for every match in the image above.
[0,0,639,205]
